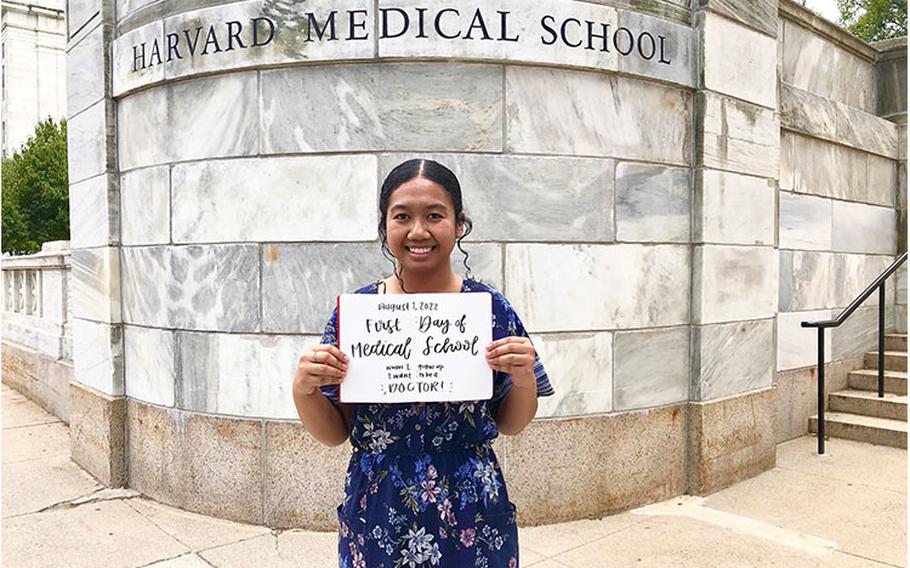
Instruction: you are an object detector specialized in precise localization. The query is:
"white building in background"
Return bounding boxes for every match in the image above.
[1,0,66,156]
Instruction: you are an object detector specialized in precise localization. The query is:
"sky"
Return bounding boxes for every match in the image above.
[802,0,841,23]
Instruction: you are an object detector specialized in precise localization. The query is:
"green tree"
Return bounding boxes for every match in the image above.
[837,0,907,42]
[1,118,69,255]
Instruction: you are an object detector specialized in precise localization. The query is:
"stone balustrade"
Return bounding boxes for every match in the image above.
[2,241,73,361]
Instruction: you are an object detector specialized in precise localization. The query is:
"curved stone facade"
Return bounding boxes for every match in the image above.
[59,0,905,527]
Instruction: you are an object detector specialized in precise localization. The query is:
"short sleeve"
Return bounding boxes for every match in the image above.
[317,307,341,404]
[488,292,554,417]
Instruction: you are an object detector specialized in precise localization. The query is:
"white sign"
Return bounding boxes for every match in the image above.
[337,292,493,403]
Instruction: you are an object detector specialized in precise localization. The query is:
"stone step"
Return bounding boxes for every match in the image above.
[809,412,907,449]
[886,333,907,352]
[848,369,908,395]
[863,351,908,372]
[829,389,907,421]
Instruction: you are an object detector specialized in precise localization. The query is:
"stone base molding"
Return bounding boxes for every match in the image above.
[123,399,719,528]
[775,359,864,444]
[69,382,127,487]
[686,387,777,496]
[1,341,73,423]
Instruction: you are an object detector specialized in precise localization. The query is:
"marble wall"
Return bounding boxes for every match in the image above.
[74,0,902,435]
[777,8,901,374]
[112,2,698,420]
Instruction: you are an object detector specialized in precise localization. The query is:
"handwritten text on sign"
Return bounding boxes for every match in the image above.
[338,293,492,403]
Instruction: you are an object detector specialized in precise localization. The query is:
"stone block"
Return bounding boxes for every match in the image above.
[118,72,259,170]
[779,83,838,141]
[261,242,502,334]
[502,405,686,524]
[66,23,105,117]
[781,19,876,113]
[831,253,892,308]
[777,309,833,371]
[699,0,778,36]
[774,359,863,443]
[379,153,614,242]
[701,11,777,108]
[505,244,689,332]
[70,174,118,249]
[780,131,866,201]
[112,0,375,96]
[878,43,908,119]
[120,166,170,245]
[836,103,900,159]
[831,305,895,361]
[617,8,696,87]
[121,245,260,331]
[780,83,899,158]
[831,201,896,255]
[613,326,688,411]
[262,421,352,529]
[867,154,898,208]
[615,163,689,243]
[262,63,502,154]
[695,169,774,246]
[507,67,691,165]
[378,0,617,73]
[778,191,832,251]
[72,318,124,396]
[530,332,613,417]
[126,400,263,523]
[71,247,121,323]
[111,19,164,96]
[68,0,100,38]
[124,325,176,407]
[69,381,127,487]
[260,243,389,334]
[456,243,503,291]
[687,387,776,495]
[779,250,833,311]
[697,92,779,178]
[693,245,777,324]
[692,319,774,401]
[67,101,109,184]
[897,264,907,307]
[176,331,318,418]
[1,341,74,423]
[172,155,377,243]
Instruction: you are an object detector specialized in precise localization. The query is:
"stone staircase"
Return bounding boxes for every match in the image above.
[809,333,908,449]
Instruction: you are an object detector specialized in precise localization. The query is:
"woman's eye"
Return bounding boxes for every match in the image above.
[393,213,408,220]
[429,213,443,220]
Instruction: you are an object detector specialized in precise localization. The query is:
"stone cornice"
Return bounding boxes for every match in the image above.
[779,0,876,63]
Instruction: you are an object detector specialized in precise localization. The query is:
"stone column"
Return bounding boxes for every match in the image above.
[875,37,907,332]
[688,0,780,494]
[65,1,126,486]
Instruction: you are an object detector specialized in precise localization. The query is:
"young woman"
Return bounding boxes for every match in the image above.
[292,159,554,567]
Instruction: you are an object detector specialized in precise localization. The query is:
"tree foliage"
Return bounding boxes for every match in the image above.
[837,0,907,42]
[2,118,69,255]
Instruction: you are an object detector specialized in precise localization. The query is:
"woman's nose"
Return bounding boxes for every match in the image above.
[409,220,430,238]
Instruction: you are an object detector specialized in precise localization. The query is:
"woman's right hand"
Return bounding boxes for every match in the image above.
[293,344,350,396]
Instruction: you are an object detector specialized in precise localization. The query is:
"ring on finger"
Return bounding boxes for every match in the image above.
[311,351,318,364]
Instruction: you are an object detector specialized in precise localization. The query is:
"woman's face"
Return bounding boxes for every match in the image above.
[385,176,462,277]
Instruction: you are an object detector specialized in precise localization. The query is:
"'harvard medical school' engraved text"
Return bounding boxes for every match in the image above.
[129,6,674,73]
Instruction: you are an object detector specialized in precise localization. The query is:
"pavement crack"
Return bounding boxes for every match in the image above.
[36,487,141,513]
[3,420,63,430]
[124,499,194,552]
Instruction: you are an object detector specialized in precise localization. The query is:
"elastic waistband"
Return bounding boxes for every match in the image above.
[351,439,493,458]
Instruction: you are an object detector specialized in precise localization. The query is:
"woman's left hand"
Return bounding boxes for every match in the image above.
[486,337,536,388]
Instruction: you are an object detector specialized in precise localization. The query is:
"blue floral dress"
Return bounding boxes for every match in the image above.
[319,277,554,568]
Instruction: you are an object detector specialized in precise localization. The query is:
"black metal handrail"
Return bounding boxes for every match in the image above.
[801,252,907,455]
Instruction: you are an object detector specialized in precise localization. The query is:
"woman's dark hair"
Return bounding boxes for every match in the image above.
[378,159,474,293]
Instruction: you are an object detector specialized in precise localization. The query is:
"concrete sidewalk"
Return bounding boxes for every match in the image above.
[2,382,906,567]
